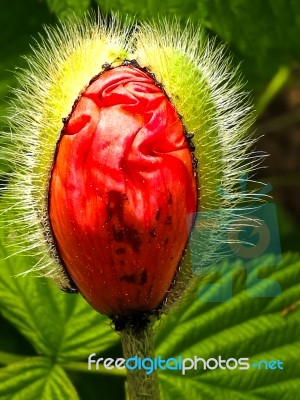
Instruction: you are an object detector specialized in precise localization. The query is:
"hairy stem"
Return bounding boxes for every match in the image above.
[120,323,160,400]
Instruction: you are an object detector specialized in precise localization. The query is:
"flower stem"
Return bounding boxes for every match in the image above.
[120,323,160,400]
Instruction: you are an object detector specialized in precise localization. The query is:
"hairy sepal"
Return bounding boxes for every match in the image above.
[2,13,262,314]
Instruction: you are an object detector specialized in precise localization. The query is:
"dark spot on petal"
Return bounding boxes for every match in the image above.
[167,192,173,205]
[163,238,169,246]
[112,226,124,242]
[155,208,161,221]
[165,216,172,225]
[106,190,127,222]
[120,274,136,284]
[124,226,141,252]
[112,225,141,253]
[116,247,125,255]
[149,229,156,238]
[140,269,147,285]
[107,191,141,252]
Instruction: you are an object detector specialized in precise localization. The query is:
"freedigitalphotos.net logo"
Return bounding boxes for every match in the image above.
[189,175,282,301]
[88,354,284,375]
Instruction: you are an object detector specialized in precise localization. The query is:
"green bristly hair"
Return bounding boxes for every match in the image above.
[2,12,261,296]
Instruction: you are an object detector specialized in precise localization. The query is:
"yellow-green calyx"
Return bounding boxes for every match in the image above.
[3,13,259,316]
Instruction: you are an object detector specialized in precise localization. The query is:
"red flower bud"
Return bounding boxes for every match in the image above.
[49,64,197,317]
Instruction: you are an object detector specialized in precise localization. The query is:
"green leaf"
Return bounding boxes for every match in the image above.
[97,0,197,20]
[46,0,91,17]
[98,0,300,88]
[0,216,118,361]
[0,0,55,184]
[0,0,55,128]
[156,253,300,400]
[195,0,300,87]
[0,357,79,399]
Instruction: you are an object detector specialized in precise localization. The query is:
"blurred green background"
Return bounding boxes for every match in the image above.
[0,1,300,399]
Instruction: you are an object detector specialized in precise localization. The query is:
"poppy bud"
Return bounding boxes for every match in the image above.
[49,64,197,316]
[5,14,256,323]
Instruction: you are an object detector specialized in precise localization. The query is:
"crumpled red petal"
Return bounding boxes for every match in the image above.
[49,65,197,316]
